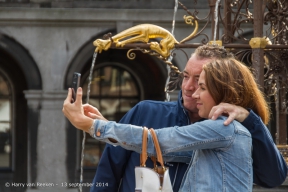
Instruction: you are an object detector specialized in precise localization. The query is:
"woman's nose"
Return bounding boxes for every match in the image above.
[192,88,200,99]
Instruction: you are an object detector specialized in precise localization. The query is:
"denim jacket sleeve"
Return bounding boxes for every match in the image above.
[241,109,288,188]
[93,117,239,160]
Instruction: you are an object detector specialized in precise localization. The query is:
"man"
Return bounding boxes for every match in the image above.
[88,45,287,192]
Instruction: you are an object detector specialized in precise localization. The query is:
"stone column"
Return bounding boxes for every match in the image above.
[24,90,42,190]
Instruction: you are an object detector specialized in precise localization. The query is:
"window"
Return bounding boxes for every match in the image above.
[81,65,140,168]
[0,72,12,169]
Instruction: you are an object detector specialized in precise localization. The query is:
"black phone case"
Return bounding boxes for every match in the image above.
[71,72,81,103]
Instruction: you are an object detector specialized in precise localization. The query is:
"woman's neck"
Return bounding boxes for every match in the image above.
[189,112,203,123]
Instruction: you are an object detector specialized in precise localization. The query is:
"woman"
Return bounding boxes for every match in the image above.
[63,58,270,192]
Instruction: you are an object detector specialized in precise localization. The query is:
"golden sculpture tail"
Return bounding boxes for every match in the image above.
[180,15,198,44]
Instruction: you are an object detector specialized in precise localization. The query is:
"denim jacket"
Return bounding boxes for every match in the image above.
[93,116,253,192]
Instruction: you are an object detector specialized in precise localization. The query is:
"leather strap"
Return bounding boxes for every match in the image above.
[140,127,149,167]
[139,127,167,187]
[150,128,165,169]
[140,127,165,170]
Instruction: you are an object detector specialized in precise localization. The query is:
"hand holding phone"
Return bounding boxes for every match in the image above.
[71,72,81,103]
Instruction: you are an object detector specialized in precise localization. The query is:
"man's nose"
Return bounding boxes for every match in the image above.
[184,80,196,91]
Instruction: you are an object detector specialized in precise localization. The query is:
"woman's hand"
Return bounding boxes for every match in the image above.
[83,104,108,121]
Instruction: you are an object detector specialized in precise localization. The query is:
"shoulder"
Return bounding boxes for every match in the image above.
[136,100,177,110]
[213,116,250,136]
[119,100,181,129]
[231,119,251,136]
[195,117,229,128]
[195,116,249,135]
[122,100,177,121]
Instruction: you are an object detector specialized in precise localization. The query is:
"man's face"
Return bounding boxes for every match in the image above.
[181,54,212,115]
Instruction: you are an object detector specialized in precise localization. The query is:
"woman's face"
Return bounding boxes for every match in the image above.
[192,71,216,118]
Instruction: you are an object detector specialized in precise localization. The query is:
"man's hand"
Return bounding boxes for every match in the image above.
[83,104,108,121]
[209,103,249,125]
[62,87,94,132]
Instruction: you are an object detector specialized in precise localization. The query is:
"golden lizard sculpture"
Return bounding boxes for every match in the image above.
[93,16,198,59]
[94,24,177,58]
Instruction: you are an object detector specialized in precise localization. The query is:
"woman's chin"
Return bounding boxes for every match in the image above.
[198,111,208,119]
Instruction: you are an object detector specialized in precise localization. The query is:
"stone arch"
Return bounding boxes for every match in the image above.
[0,34,42,90]
[0,34,42,191]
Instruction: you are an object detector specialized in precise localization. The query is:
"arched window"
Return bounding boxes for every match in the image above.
[81,64,140,168]
[0,34,37,191]
[0,70,12,170]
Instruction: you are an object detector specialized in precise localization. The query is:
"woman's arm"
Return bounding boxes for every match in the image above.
[93,117,237,156]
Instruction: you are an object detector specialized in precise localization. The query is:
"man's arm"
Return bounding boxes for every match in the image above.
[242,109,287,188]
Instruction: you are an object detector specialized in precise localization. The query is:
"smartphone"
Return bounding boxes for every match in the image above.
[71,72,81,103]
